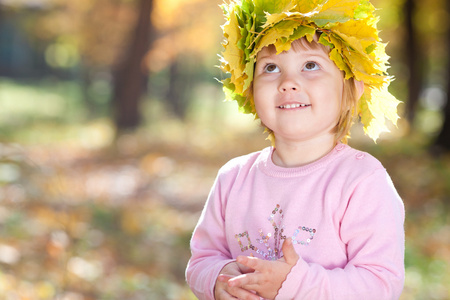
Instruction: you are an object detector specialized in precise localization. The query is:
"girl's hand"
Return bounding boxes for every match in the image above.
[215,261,259,300]
[226,238,299,300]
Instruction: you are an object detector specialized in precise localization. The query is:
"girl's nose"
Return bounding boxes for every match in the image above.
[279,75,300,93]
[280,86,298,92]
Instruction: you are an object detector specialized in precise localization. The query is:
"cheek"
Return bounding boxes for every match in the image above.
[328,79,344,108]
[252,81,267,108]
[253,98,267,119]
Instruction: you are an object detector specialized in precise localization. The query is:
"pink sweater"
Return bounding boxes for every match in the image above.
[186,144,405,299]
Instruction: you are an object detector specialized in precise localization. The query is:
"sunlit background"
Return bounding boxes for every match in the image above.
[0,0,449,299]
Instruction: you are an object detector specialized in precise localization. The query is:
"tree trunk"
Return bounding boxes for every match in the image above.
[433,0,450,153]
[112,0,154,130]
[404,0,423,123]
[166,59,192,119]
[434,93,450,152]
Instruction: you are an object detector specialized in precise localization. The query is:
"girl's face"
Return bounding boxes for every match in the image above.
[253,40,344,144]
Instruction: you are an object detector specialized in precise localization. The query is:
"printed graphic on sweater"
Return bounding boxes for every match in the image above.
[235,204,316,261]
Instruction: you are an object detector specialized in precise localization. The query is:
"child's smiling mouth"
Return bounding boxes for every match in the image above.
[277,103,311,109]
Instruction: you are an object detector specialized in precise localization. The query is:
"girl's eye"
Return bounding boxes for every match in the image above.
[304,62,320,71]
[264,64,280,73]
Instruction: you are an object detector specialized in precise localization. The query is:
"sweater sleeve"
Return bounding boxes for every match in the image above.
[185,173,234,300]
[276,168,405,300]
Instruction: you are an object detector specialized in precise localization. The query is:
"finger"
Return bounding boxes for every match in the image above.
[237,260,255,274]
[218,274,234,282]
[216,289,237,300]
[219,279,260,300]
[228,287,260,300]
[221,262,243,277]
[215,281,237,300]
[227,273,260,288]
[281,238,299,265]
[228,274,266,298]
[236,255,267,272]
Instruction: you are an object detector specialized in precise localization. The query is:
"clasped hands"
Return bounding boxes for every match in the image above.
[214,238,299,300]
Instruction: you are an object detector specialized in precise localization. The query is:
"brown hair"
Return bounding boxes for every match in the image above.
[334,77,360,143]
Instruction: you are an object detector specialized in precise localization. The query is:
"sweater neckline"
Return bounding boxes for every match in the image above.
[259,143,349,178]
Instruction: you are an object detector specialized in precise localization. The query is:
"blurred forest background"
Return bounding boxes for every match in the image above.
[0,0,449,299]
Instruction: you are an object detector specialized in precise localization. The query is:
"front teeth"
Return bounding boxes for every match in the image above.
[279,104,309,109]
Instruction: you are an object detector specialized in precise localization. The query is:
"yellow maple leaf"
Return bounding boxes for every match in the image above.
[271,24,317,54]
[294,0,327,14]
[230,71,246,95]
[290,25,317,42]
[329,48,353,79]
[326,32,387,86]
[264,12,293,29]
[370,84,401,126]
[243,59,255,91]
[312,0,361,26]
[370,42,390,73]
[344,49,383,78]
[274,39,294,53]
[254,20,301,55]
[359,85,401,141]
[264,11,313,29]
[254,0,296,15]
[332,19,379,54]
[222,6,245,79]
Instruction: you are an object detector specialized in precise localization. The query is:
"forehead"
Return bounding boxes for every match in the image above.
[257,37,330,58]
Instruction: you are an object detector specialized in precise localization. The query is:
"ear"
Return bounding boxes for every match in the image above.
[355,80,365,99]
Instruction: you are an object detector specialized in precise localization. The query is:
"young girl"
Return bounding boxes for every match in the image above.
[186,1,405,299]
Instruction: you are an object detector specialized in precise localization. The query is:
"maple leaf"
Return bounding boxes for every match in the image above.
[222,5,245,80]
[223,78,255,114]
[294,0,328,14]
[253,0,296,15]
[370,42,390,73]
[254,20,302,55]
[243,57,255,91]
[264,12,308,30]
[311,0,361,26]
[291,24,317,40]
[329,48,353,79]
[318,32,335,48]
[359,85,401,141]
[354,0,376,19]
[332,19,379,54]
